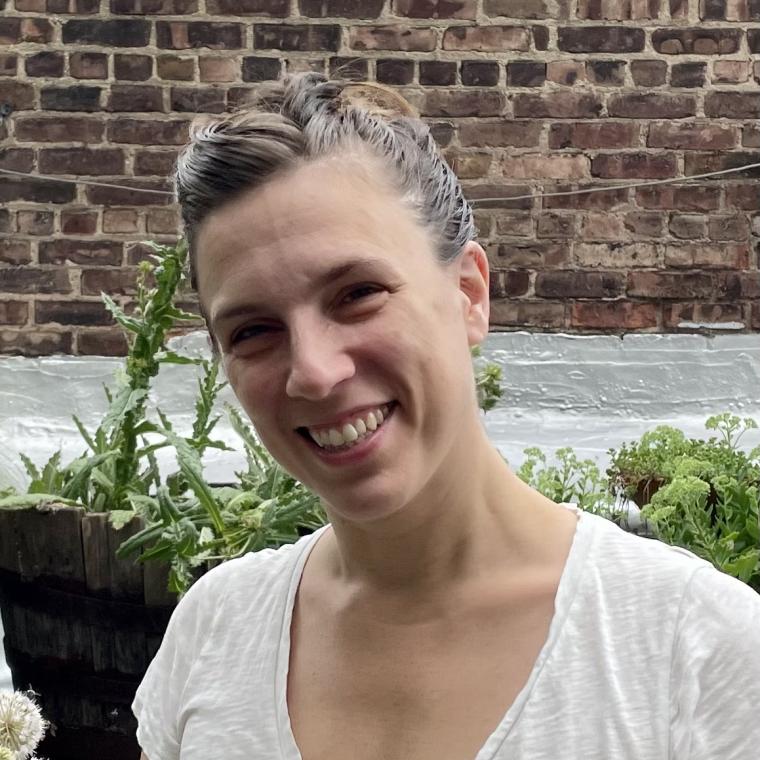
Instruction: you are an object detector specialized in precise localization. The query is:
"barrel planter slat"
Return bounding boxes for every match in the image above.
[0,503,176,760]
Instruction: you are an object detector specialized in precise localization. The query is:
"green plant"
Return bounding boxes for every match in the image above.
[471,345,503,413]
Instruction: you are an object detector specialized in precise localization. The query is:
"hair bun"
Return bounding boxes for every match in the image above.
[339,82,418,119]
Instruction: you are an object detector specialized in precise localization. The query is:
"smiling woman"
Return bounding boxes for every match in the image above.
[132,73,760,760]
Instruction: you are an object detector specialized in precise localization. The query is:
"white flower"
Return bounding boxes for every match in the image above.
[0,691,47,759]
[0,747,15,760]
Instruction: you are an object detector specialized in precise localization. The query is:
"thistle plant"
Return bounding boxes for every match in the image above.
[0,690,47,760]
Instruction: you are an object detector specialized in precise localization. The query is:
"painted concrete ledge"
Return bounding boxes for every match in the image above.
[1,330,759,689]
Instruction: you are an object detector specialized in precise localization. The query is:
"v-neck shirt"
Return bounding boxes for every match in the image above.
[133,503,760,759]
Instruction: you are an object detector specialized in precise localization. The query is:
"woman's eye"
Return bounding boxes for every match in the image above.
[230,324,272,344]
[343,284,383,303]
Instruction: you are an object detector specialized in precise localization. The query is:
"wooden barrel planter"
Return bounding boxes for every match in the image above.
[0,503,177,760]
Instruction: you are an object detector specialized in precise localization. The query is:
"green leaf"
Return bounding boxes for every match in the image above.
[109,509,137,530]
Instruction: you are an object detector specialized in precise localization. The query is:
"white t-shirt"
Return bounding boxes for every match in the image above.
[132,504,760,759]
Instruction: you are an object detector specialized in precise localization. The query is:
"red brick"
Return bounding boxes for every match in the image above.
[70,51,108,79]
[63,19,150,46]
[587,59,626,85]
[592,152,677,180]
[648,122,737,150]
[114,54,152,81]
[536,213,576,238]
[85,179,173,206]
[558,25,644,52]
[254,23,339,51]
[753,302,760,330]
[665,243,749,268]
[418,60,456,86]
[549,121,639,149]
[134,148,179,175]
[14,0,46,9]
[636,185,721,211]
[493,212,535,237]
[0,301,29,326]
[0,268,72,293]
[102,208,140,233]
[146,207,180,234]
[422,89,505,117]
[76,329,128,356]
[0,53,17,77]
[0,330,73,356]
[199,56,239,82]
[0,81,35,110]
[713,60,750,83]
[61,209,98,234]
[25,51,64,78]
[0,240,32,265]
[671,61,706,87]
[726,184,760,210]
[39,148,125,176]
[208,0,287,12]
[45,0,100,11]
[157,55,195,80]
[708,215,749,240]
[705,91,760,119]
[0,148,34,172]
[625,211,665,238]
[377,58,415,85]
[329,56,366,80]
[514,91,602,118]
[170,86,227,113]
[443,25,530,51]
[577,0,660,18]
[446,151,492,179]
[40,85,101,112]
[107,118,189,145]
[464,183,534,209]
[17,210,53,235]
[112,0,198,10]
[544,185,630,210]
[631,59,667,87]
[578,214,628,242]
[350,25,435,51]
[501,153,589,180]
[0,176,76,204]
[158,21,245,50]
[684,151,760,180]
[652,27,742,55]
[627,271,716,299]
[546,60,585,85]
[460,121,541,149]
[80,267,139,295]
[20,18,54,42]
[576,241,660,267]
[485,0,567,18]
[608,93,696,118]
[394,0,476,17]
[462,60,501,86]
[489,300,566,328]
[108,85,164,112]
[506,60,546,87]
[0,19,21,44]
[489,241,567,267]
[536,270,625,298]
[663,302,745,329]
[39,239,123,266]
[669,214,707,239]
[36,300,114,326]
[571,301,658,329]
[0,210,10,233]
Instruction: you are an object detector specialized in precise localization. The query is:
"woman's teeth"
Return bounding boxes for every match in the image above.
[309,405,391,450]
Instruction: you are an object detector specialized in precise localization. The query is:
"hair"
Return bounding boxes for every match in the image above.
[174,72,476,289]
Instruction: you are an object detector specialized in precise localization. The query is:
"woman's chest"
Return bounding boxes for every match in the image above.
[286,590,557,760]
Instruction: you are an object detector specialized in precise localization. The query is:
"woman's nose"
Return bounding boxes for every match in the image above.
[285,324,355,400]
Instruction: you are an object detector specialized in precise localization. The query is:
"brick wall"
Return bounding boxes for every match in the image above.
[1,0,759,356]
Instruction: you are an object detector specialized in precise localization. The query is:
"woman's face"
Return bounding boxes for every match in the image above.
[195,154,489,523]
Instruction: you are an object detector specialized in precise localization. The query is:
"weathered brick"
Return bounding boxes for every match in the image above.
[705,91,760,119]
[0,19,21,44]
[463,183,534,209]
[350,25,434,51]
[624,211,665,237]
[242,56,281,81]
[485,0,566,18]
[670,0,689,16]
[593,152,677,179]
[0,148,34,172]
[726,184,760,210]
[157,55,195,80]
[446,151,492,178]
[536,212,575,238]
[549,121,639,149]
[45,0,100,11]
[443,25,530,51]
[376,58,415,85]
[544,184,628,209]
[743,124,760,148]
[199,57,239,82]
[578,214,628,242]
[489,300,566,328]
[671,62,706,88]
[61,209,98,234]
[631,59,667,87]
[17,210,54,235]
[0,210,10,233]
[39,148,124,175]
[0,53,17,77]
[701,0,728,19]
[102,208,139,233]
[459,60,499,86]
[108,84,164,112]
[684,151,760,180]
[208,0,287,12]
[532,24,549,49]
[134,148,178,175]
[627,271,718,299]
[0,330,73,356]
[105,118,183,146]
[77,329,128,356]
[114,54,152,81]
[607,93,696,118]
[25,51,64,78]
[227,86,259,108]
[255,23,339,50]
[648,122,737,150]
[0,241,32,265]
[158,21,245,50]
[0,268,72,293]
[14,0,46,10]
[536,270,625,297]
[0,81,35,110]
[750,29,760,53]
[708,215,749,241]
[284,59,326,74]
[419,60,456,85]
[428,121,455,147]
[112,0,197,11]
[17,18,54,42]
[394,0,476,17]
[70,51,109,79]
[40,85,101,111]
[571,301,658,329]
[36,300,114,326]
[63,19,150,46]
[587,59,626,85]
[506,60,545,86]
[502,153,589,180]
[490,240,567,267]
[328,57,368,79]
[493,212,535,237]
[146,207,180,234]
[558,25,644,52]
[81,267,139,295]
[300,0,383,15]
[637,185,721,211]
[170,87,227,113]
[665,243,749,268]
[652,27,742,55]
[669,213,708,239]
[0,176,76,204]
[39,239,123,266]
[486,270,531,297]
[0,301,29,326]
[712,60,750,83]
[513,92,602,118]
[422,89,505,117]
[664,302,744,329]
[577,0,660,18]
[576,241,660,267]
[547,60,585,85]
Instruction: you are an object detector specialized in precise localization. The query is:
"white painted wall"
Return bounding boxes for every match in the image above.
[1,330,759,690]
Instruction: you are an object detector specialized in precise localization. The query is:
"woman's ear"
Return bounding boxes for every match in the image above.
[456,241,490,346]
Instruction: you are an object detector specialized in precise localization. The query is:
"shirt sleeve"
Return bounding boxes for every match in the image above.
[670,564,760,760]
[132,569,222,760]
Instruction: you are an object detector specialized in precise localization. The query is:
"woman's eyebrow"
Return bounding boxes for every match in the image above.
[210,257,395,331]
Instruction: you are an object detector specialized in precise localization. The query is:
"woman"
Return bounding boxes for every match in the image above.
[134,73,760,760]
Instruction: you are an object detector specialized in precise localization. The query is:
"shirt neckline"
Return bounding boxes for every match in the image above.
[275,503,594,760]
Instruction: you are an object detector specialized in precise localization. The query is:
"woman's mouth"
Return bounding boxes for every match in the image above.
[298,402,396,453]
